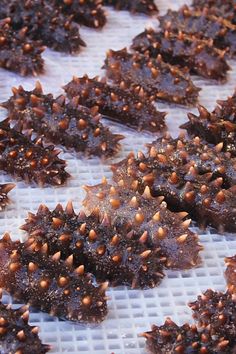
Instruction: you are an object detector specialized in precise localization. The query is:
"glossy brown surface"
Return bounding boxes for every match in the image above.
[103,0,158,15]
[0,183,15,211]
[112,135,236,232]
[0,297,50,354]
[192,0,236,24]
[0,235,108,323]
[0,120,70,186]
[21,202,165,289]
[103,48,200,105]
[181,103,236,157]
[225,255,236,293]
[1,82,123,159]
[0,18,44,76]
[131,29,230,81]
[159,6,236,56]
[64,75,166,132]
[82,180,202,270]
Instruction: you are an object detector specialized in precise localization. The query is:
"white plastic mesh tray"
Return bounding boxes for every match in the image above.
[0,1,236,353]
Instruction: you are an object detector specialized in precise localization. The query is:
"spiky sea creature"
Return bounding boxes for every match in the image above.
[21,202,165,288]
[0,292,50,354]
[55,0,106,28]
[142,317,235,354]
[0,234,108,323]
[159,6,236,56]
[82,179,202,269]
[0,18,45,76]
[189,289,236,340]
[192,0,236,24]
[103,48,200,105]
[1,82,123,158]
[181,104,236,157]
[225,255,236,294]
[111,135,236,232]
[131,29,230,81]
[103,0,158,15]
[0,119,69,186]
[0,183,15,210]
[0,0,86,53]
[63,75,166,132]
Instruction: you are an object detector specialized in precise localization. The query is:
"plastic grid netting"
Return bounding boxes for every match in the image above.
[0,0,235,353]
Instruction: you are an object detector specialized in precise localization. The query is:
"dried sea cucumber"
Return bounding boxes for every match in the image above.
[181,104,236,157]
[0,294,50,354]
[1,0,86,53]
[103,0,158,15]
[131,29,230,81]
[189,289,236,340]
[103,48,200,105]
[21,202,165,289]
[63,76,167,132]
[111,135,236,232]
[0,234,108,323]
[1,82,123,158]
[82,179,202,270]
[0,183,15,210]
[0,119,69,186]
[55,0,106,28]
[142,318,235,354]
[225,255,236,294]
[0,18,45,76]
[159,6,236,56]
[192,0,236,24]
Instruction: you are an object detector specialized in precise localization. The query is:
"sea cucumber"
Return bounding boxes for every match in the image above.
[63,75,167,132]
[189,289,236,339]
[21,202,165,289]
[0,234,108,323]
[142,317,235,354]
[0,119,70,186]
[0,293,50,354]
[0,183,15,210]
[192,0,236,24]
[225,255,236,294]
[82,179,202,269]
[0,18,45,76]
[159,6,236,56]
[111,135,236,232]
[1,82,123,158]
[131,29,230,81]
[103,0,158,15]
[181,104,236,156]
[55,0,106,28]
[103,48,200,105]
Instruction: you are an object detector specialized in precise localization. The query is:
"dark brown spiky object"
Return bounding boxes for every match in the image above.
[225,256,236,294]
[55,0,106,28]
[0,18,45,76]
[63,75,166,132]
[131,29,230,81]
[103,48,200,105]
[0,119,69,186]
[142,317,235,354]
[0,234,108,323]
[1,82,123,159]
[159,6,236,56]
[21,202,165,289]
[103,0,158,15]
[111,135,236,232]
[1,0,86,54]
[0,292,50,354]
[181,103,236,157]
[189,289,236,340]
[192,0,236,24]
[82,179,202,270]
[0,183,15,210]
